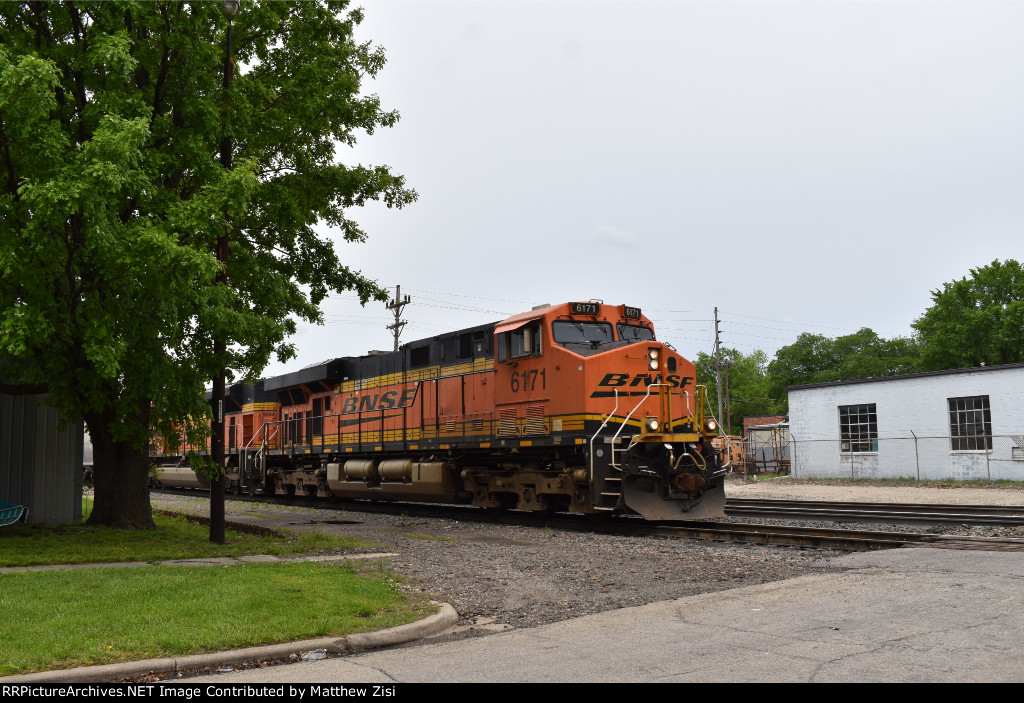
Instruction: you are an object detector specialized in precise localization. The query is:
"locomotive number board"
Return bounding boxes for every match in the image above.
[622,306,642,318]
[570,302,600,315]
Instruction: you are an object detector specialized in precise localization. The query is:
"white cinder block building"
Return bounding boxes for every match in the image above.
[787,363,1024,481]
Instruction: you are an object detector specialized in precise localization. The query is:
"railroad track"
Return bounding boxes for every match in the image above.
[725,498,1024,526]
[639,521,1024,551]
[151,489,1024,552]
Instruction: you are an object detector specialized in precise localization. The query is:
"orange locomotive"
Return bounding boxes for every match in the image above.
[155,302,728,521]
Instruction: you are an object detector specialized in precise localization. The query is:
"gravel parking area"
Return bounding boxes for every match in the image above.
[151,478,1023,640]
[379,516,835,635]
[728,478,1024,505]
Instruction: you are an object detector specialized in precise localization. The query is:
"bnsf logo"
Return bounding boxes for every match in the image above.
[590,373,694,397]
[589,374,700,397]
[340,388,418,415]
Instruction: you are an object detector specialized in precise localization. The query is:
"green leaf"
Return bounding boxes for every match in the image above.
[0,0,415,527]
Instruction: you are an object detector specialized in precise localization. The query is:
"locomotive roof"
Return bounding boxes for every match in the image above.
[204,379,276,412]
[261,303,654,394]
[263,357,352,392]
[262,321,498,392]
[401,321,496,348]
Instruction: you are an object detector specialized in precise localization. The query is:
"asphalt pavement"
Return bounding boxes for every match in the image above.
[176,546,1024,683]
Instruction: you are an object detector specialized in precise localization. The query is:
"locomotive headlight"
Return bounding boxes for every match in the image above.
[648,348,659,370]
[645,418,660,432]
[703,419,718,434]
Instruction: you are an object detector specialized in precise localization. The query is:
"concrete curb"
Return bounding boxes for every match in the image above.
[0,604,459,684]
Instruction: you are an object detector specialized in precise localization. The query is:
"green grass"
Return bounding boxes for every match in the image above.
[0,561,432,676]
[0,508,365,568]
[0,499,432,676]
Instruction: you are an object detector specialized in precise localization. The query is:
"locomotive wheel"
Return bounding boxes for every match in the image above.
[482,493,516,514]
[536,502,559,518]
[529,493,561,517]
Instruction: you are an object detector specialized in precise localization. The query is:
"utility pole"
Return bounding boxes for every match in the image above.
[210,0,239,545]
[386,285,411,352]
[714,307,723,431]
[724,360,731,436]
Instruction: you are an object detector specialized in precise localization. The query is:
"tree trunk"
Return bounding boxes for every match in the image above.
[85,411,156,530]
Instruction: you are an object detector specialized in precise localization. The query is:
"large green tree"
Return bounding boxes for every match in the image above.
[0,2,414,527]
[764,328,921,410]
[695,347,777,435]
[912,259,1024,371]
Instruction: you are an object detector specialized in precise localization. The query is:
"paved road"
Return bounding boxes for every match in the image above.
[188,547,1024,683]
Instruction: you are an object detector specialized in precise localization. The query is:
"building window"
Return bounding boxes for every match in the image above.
[839,404,878,453]
[948,395,992,451]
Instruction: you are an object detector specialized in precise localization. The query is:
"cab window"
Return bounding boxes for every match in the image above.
[497,323,542,361]
[617,323,655,342]
[552,320,614,345]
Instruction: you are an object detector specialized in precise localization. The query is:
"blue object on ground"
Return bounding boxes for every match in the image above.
[0,499,28,526]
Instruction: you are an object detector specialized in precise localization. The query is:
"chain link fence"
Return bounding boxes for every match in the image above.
[780,434,1024,482]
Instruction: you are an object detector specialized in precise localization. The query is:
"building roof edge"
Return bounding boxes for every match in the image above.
[785,361,1024,392]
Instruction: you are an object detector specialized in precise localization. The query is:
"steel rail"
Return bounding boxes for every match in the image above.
[639,521,1024,552]
[639,521,913,550]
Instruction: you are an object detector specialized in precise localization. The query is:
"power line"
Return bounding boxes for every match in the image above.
[718,309,857,334]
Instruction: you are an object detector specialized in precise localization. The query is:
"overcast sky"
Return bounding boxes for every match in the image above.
[263,0,1024,377]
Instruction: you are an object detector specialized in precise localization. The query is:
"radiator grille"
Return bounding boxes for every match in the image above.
[498,407,518,436]
[525,405,548,435]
